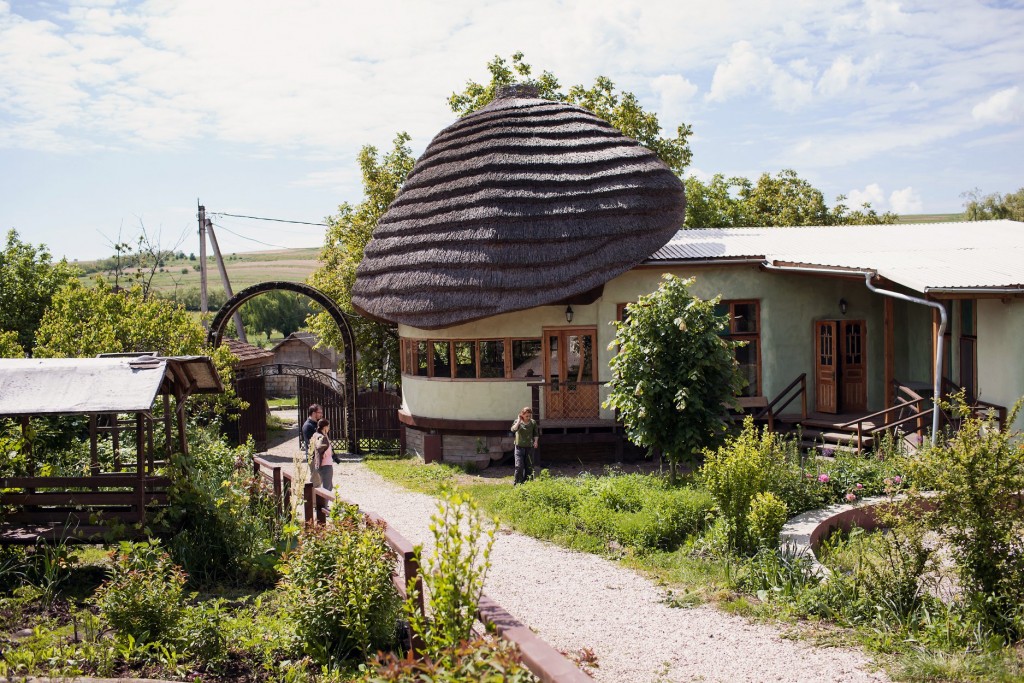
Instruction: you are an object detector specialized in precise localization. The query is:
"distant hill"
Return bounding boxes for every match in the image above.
[77,247,321,297]
[894,213,962,224]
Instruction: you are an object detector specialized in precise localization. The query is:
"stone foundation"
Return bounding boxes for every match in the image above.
[404,427,513,469]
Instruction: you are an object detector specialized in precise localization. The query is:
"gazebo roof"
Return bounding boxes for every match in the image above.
[0,355,222,416]
[352,84,686,329]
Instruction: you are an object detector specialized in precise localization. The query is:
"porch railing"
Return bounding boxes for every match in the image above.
[765,373,808,422]
[840,381,932,454]
[528,380,607,422]
[940,378,1007,428]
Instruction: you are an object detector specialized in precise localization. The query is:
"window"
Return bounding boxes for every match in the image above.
[479,340,505,378]
[959,300,977,400]
[512,339,542,378]
[940,300,953,382]
[453,341,476,379]
[401,337,539,379]
[715,300,761,397]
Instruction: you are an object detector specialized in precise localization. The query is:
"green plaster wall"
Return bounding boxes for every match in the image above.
[978,298,1024,430]
[892,297,934,385]
[606,267,886,412]
[399,264,922,421]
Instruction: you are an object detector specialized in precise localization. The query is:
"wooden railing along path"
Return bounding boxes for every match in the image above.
[253,456,592,683]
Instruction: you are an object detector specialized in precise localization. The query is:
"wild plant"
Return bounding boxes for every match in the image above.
[92,540,186,644]
[912,396,1024,639]
[405,488,497,665]
[279,504,401,664]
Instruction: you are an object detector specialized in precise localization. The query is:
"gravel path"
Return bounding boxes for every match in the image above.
[261,428,888,683]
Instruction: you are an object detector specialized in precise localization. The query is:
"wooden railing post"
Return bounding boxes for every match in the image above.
[272,466,282,516]
[800,375,807,420]
[303,483,314,524]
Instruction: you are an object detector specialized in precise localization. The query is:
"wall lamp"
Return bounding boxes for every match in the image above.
[839,298,848,315]
[565,305,574,323]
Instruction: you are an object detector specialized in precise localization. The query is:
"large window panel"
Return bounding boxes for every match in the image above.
[415,341,429,377]
[716,300,762,396]
[432,341,451,378]
[479,340,505,378]
[512,339,543,378]
[453,341,476,379]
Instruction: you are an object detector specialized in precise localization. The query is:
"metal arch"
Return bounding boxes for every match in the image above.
[237,363,347,395]
[207,281,359,454]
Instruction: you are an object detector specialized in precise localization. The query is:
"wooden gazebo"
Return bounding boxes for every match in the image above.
[0,354,222,544]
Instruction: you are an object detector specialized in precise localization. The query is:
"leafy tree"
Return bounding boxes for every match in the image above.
[240,290,314,340]
[449,52,692,175]
[0,330,24,358]
[961,187,1024,222]
[309,134,416,387]
[0,229,81,351]
[33,282,206,358]
[604,274,745,481]
[684,171,897,228]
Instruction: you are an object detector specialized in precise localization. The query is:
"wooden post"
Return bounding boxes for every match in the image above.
[884,298,895,423]
[89,414,99,476]
[205,219,248,343]
[136,413,146,522]
[163,394,173,456]
[303,482,314,524]
[273,466,282,516]
[112,413,121,472]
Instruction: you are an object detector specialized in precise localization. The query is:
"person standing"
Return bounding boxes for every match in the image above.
[300,403,322,462]
[310,419,334,491]
[511,407,539,485]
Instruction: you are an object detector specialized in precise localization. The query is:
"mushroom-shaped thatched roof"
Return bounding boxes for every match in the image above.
[352,84,686,329]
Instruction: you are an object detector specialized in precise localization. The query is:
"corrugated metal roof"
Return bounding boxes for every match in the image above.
[648,220,1024,292]
[0,356,222,416]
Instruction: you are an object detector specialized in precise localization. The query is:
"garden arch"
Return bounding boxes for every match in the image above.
[207,281,359,453]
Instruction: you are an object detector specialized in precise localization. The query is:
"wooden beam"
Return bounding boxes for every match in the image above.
[884,298,895,418]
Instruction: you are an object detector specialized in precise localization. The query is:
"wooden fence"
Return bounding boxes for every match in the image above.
[252,456,592,683]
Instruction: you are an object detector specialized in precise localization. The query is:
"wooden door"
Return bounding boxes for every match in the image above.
[543,328,598,419]
[815,321,838,414]
[840,320,867,413]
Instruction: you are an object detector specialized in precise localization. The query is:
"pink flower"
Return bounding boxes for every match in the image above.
[855,483,863,490]
[818,473,830,483]
[892,476,903,485]
[845,493,857,503]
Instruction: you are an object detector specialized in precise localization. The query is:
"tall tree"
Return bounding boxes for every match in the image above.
[449,52,693,175]
[308,134,416,386]
[962,187,1024,222]
[0,229,81,352]
[684,170,897,228]
[604,275,745,481]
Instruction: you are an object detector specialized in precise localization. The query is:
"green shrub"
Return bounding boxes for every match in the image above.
[280,504,402,664]
[93,540,186,643]
[700,418,791,553]
[172,598,230,671]
[747,492,788,550]
[407,489,496,665]
[164,427,290,586]
[913,397,1024,639]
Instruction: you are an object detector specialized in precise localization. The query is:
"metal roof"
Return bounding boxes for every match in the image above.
[648,220,1024,293]
[0,356,222,416]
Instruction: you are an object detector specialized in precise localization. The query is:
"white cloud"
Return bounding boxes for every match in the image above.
[847,183,885,208]
[972,86,1024,124]
[650,73,698,127]
[706,40,813,111]
[817,55,880,97]
[889,186,923,213]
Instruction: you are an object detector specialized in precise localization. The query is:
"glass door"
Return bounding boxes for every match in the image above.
[543,328,598,419]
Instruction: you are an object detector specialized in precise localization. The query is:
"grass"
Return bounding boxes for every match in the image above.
[76,247,320,295]
[266,397,298,409]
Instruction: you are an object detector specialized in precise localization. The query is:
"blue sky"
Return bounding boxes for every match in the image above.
[1,0,1022,261]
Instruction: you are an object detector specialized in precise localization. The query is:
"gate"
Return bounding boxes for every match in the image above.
[297,374,349,453]
[356,388,402,454]
[235,374,268,451]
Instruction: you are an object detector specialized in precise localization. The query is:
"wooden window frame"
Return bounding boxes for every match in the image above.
[719,299,762,397]
[400,336,542,380]
[959,300,978,399]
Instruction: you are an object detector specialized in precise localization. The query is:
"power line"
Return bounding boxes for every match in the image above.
[208,211,327,227]
[210,222,314,250]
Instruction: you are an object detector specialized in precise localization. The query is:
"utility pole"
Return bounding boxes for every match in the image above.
[206,218,248,343]
[198,202,209,321]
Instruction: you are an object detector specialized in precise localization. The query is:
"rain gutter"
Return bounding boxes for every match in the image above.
[642,257,765,267]
[925,287,1024,296]
[762,262,945,445]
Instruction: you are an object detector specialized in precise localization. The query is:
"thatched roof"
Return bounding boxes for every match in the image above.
[352,84,686,329]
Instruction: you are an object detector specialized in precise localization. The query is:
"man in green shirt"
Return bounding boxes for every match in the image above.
[511,406,539,485]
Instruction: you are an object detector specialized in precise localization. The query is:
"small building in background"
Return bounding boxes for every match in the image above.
[266,332,339,397]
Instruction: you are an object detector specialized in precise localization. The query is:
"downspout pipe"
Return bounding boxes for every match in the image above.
[761,262,945,445]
